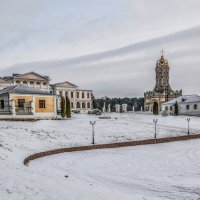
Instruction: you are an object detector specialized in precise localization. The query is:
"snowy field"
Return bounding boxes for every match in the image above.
[1,112,200,199]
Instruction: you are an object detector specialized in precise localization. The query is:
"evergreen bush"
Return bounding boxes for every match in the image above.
[66,96,71,118]
[153,102,159,115]
[61,96,66,118]
[174,101,179,116]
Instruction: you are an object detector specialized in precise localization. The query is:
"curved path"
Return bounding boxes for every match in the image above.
[24,133,200,166]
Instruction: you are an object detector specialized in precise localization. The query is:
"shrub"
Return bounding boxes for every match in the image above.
[174,101,179,116]
[66,96,71,118]
[61,96,66,118]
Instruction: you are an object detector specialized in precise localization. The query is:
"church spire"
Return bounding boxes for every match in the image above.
[156,50,168,67]
[160,49,165,57]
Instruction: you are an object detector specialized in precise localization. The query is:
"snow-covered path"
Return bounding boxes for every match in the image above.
[30,140,200,200]
[0,112,200,199]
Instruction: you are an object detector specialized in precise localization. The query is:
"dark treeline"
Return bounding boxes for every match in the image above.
[92,96,144,112]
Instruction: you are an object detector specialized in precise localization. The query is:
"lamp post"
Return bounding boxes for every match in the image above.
[153,119,158,139]
[187,118,190,135]
[90,121,96,144]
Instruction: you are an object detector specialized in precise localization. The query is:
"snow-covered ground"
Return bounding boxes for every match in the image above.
[0,112,200,199]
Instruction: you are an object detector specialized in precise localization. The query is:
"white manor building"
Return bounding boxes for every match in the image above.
[52,81,93,113]
[1,72,93,114]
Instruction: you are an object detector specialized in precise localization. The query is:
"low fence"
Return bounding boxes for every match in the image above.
[24,133,200,166]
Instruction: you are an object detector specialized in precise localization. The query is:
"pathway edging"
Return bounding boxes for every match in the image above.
[24,134,200,166]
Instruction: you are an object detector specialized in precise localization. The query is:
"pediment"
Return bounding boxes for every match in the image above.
[54,81,77,88]
[14,72,49,81]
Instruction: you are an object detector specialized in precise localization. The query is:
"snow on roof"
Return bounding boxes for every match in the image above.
[0,84,52,95]
[163,94,200,105]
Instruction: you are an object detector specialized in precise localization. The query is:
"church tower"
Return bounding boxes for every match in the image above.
[154,50,171,94]
[144,50,182,113]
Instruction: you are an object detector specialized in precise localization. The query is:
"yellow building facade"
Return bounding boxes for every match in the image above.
[0,85,56,119]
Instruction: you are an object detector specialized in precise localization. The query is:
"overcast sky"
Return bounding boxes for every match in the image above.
[0,0,200,97]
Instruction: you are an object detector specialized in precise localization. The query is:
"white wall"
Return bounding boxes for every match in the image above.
[162,102,200,116]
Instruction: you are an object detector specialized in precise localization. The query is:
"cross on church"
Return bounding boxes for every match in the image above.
[160,49,165,56]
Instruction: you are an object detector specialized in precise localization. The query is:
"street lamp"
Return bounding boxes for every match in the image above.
[187,118,190,135]
[153,119,158,139]
[90,121,96,144]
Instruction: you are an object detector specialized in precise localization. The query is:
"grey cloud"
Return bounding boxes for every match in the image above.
[1,25,200,97]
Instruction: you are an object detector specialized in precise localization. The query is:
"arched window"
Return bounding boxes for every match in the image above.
[29,81,34,87]
[23,81,28,86]
[82,102,85,108]
[163,71,166,76]
[163,78,166,84]
[16,80,20,84]
[77,102,80,108]
[87,93,90,99]
[87,102,90,108]
[77,92,79,98]
[36,82,41,87]
[42,82,47,89]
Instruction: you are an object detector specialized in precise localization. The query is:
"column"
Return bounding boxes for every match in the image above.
[11,100,16,115]
[31,97,35,114]
[47,84,49,92]
[54,96,57,118]
[73,90,76,109]
[62,90,65,97]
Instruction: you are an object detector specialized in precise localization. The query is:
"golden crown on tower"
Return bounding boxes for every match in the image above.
[156,49,168,67]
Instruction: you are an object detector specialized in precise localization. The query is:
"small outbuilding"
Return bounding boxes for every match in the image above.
[162,94,200,116]
[0,84,56,119]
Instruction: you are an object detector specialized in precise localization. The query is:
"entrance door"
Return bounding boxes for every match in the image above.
[153,102,159,115]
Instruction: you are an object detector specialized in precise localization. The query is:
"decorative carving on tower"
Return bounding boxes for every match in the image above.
[154,50,171,94]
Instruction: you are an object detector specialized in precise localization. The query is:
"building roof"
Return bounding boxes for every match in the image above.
[0,84,52,95]
[53,81,78,88]
[0,77,10,84]
[4,71,50,81]
[163,94,200,105]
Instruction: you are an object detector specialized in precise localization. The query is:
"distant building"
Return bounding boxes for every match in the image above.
[0,77,10,90]
[52,81,93,114]
[1,71,93,114]
[162,94,200,116]
[144,51,182,114]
